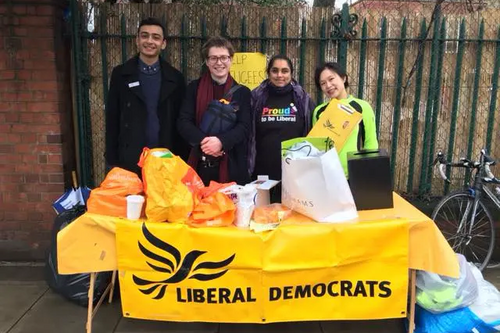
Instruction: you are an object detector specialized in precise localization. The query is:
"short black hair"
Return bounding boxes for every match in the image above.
[314,62,349,90]
[138,17,166,40]
[266,55,294,76]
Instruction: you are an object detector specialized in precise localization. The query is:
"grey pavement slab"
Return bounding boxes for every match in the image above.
[0,282,47,333]
[115,320,218,333]
[320,319,405,333]
[219,321,322,333]
[1,264,500,333]
[0,265,45,282]
[484,267,500,288]
[6,290,121,333]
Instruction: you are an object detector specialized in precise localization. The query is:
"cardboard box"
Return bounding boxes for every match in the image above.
[249,175,280,207]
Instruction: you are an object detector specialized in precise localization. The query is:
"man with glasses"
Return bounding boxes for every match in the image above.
[105,17,186,175]
[177,36,252,186]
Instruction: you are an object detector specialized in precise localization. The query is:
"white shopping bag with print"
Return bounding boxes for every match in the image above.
[281,137,358,223]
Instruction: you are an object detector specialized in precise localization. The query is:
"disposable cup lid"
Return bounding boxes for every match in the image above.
[127,195,145,203]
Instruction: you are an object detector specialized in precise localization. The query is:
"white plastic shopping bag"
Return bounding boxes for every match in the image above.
[416,254,478,314]
[281,137,358,223]
[469,262,500,331]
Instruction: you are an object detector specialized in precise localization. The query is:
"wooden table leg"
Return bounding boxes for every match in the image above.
[108,270,117,303]
[86,273,96,333]
[407,269,417,333]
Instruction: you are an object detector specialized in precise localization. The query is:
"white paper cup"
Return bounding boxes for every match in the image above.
[235,204,255,228]
[233,185,257,228]
[126,195,145,220]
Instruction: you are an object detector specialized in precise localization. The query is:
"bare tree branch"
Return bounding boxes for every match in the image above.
[401,0,445,107]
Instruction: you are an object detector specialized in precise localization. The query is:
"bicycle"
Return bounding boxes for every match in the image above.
[431,149,500,271]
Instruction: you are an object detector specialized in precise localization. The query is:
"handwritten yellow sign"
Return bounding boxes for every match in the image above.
[230,53,267,90]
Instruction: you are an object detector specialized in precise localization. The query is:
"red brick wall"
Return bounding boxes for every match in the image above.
[0,0,74,260]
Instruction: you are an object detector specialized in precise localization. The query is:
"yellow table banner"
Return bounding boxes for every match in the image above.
[117,218,409,323]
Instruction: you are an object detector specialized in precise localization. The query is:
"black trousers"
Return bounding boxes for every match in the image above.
[197,164,219,186]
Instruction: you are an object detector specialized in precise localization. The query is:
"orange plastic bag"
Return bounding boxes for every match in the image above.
[188,181,236,227]
[252,204,292,224]
[87,167,143,217]
[138,148,204,222]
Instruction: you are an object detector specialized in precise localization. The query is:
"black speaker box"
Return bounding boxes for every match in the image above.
[347,149,393,210]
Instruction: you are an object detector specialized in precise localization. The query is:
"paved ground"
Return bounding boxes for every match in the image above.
[1,264,499,333]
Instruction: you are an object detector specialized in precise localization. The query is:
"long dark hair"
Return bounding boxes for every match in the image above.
[314,62,349,90]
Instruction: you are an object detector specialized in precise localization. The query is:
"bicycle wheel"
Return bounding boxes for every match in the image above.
[431,191,496,271]
[487,260,500,269]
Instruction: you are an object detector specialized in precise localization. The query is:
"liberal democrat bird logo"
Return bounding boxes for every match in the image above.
[323,119,335,132]
[132,223,236,300]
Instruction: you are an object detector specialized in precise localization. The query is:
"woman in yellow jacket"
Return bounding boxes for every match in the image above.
[313,62,379,177]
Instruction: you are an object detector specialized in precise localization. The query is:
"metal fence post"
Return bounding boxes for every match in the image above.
[357,19,367,99]
[445,19,466,195]
[390,18,407,177]
[407,18,427,194]
[375,17,387,138]
[485,26,500,153]
[465,20,485,185]
[418,6,441,195]
[426,18,447,193]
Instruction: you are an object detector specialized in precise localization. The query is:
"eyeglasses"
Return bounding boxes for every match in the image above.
[207,55,231,64]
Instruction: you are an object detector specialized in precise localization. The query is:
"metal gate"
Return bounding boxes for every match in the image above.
[70,0,500,197]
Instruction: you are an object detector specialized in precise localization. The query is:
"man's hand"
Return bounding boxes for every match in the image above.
[201,136,224,157]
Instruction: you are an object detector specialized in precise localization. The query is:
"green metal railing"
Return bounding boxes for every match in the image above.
[375,17,386,138]
[406,19,427,194]
[487,27,500,153]
[418,8,441,195]
[444,19,466,195]
[390,18,407,176]
[71,0,93,187]
[465,20,485,186]
[71,0,500,198]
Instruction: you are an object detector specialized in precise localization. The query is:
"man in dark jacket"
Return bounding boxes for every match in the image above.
[105,17,186,175]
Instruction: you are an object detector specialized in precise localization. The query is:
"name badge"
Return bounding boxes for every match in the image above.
[128,81,140,88]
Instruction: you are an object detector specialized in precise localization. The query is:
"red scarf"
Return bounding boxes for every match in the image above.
[188,72,234,183]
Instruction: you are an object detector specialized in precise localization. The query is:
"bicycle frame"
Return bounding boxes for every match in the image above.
[460,158,500,236]
[433,149,498,269]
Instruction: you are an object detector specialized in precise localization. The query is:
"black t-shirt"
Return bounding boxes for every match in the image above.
[254,90,305,180]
